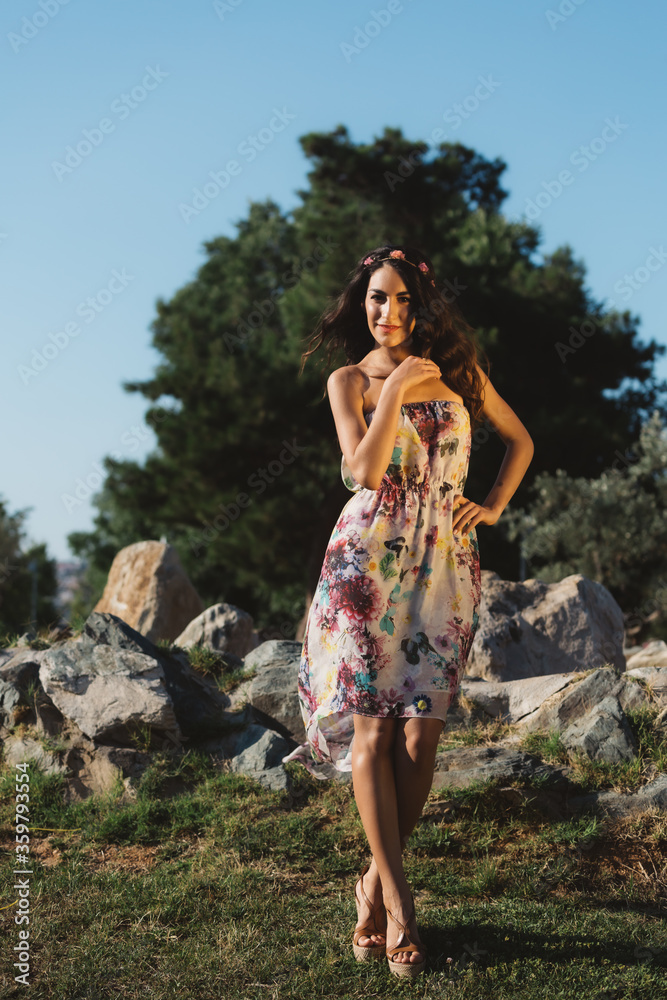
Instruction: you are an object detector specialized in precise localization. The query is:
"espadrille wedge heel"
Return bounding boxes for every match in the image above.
[352,864,387,962]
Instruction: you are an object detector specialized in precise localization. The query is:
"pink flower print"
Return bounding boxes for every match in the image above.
[389,250,405,259]
[418,262,429,272]
[424,526,438,548]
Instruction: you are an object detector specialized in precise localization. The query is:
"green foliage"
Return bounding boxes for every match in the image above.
[65,126,667,629]
[0,496,60,639]
[504,411,667,640]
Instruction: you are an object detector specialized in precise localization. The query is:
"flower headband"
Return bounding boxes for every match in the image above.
[363,249,436,285]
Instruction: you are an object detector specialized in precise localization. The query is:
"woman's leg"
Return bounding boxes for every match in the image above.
[351,714,425,965]
[394,717,444,846]
[351,715,443,964]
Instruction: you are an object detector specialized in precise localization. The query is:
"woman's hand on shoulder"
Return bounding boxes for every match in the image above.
[387,355,441,393]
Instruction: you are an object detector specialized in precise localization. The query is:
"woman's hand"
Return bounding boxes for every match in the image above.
[452,494,501,533]
[385,355,441,394]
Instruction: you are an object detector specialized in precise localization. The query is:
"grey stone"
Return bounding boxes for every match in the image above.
[624,666,667,705]
[569,773,667,819]
[3,735,69,776]
[246,640,304,742]
[560,696,637,763]
[460,672,574,724]
[174,602,258,659]
[39,641,181,746]
[467,571,625,681]
[518,667,625,733]
[81,612,229,738]
[626,641,667,671]
[0,652,41,728]
[432,744,572,791]
[228,724,292,792]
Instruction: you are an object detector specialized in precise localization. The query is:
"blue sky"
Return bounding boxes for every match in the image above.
[2,0,666,562]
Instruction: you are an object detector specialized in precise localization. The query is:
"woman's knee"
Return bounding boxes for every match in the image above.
[400,718,443,762]
[352,716,397,757]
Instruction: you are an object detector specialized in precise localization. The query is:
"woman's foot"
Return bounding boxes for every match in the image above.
[353,861,386,951]
[384,894,426,976]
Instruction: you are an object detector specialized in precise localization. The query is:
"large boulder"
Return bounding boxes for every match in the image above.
[246,640,304,742]
[40,642,182,746]
[467,571,625,681]
[37,612,229,746]
[174,603,258,658]
[93,541,204,643]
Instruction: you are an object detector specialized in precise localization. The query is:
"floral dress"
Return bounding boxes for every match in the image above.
[284,400,481,777]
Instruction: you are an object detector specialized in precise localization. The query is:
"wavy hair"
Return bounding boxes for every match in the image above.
[299,243,487,426]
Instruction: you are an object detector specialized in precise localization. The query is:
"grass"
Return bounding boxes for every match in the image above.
[1,756,666,1000]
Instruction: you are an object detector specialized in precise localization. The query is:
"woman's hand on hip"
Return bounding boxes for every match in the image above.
[452,495,501,533]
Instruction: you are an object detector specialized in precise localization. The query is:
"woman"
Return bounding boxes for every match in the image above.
[284,244,534,978]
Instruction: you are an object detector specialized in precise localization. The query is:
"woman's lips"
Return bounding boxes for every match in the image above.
[377,324,400,331]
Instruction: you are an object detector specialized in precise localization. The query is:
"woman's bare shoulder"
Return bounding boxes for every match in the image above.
[327,363,368,392]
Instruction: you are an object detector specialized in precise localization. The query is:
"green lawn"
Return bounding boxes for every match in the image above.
[1,750,666,1000]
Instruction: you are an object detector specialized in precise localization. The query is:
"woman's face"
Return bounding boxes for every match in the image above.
[363,265,416,349]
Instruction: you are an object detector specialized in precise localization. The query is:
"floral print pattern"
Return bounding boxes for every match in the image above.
[291,400,481,775]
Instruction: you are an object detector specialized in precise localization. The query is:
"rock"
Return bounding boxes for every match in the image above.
[460,673,575,724]
[517,667,625,733]
[81,612,229,738]
[467,571,625,681]
[0,650,43,728]
[246,640,304,741]
[40,640,182,746]
[560,696,637,763]
[626,640,667,670]
[63,744,152,803]
[569,773,667,819]
[3,734,69,776]
[624,666,667,705]
[174,603,258,658]
[93,541,204,643]
[228,724,292,792]
[432,745,573,791]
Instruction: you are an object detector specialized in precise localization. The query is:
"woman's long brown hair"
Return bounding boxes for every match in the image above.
[299,243,488,426]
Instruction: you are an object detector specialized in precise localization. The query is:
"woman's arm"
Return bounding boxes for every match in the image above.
[452,366,534,533]
[327,356,443,491]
